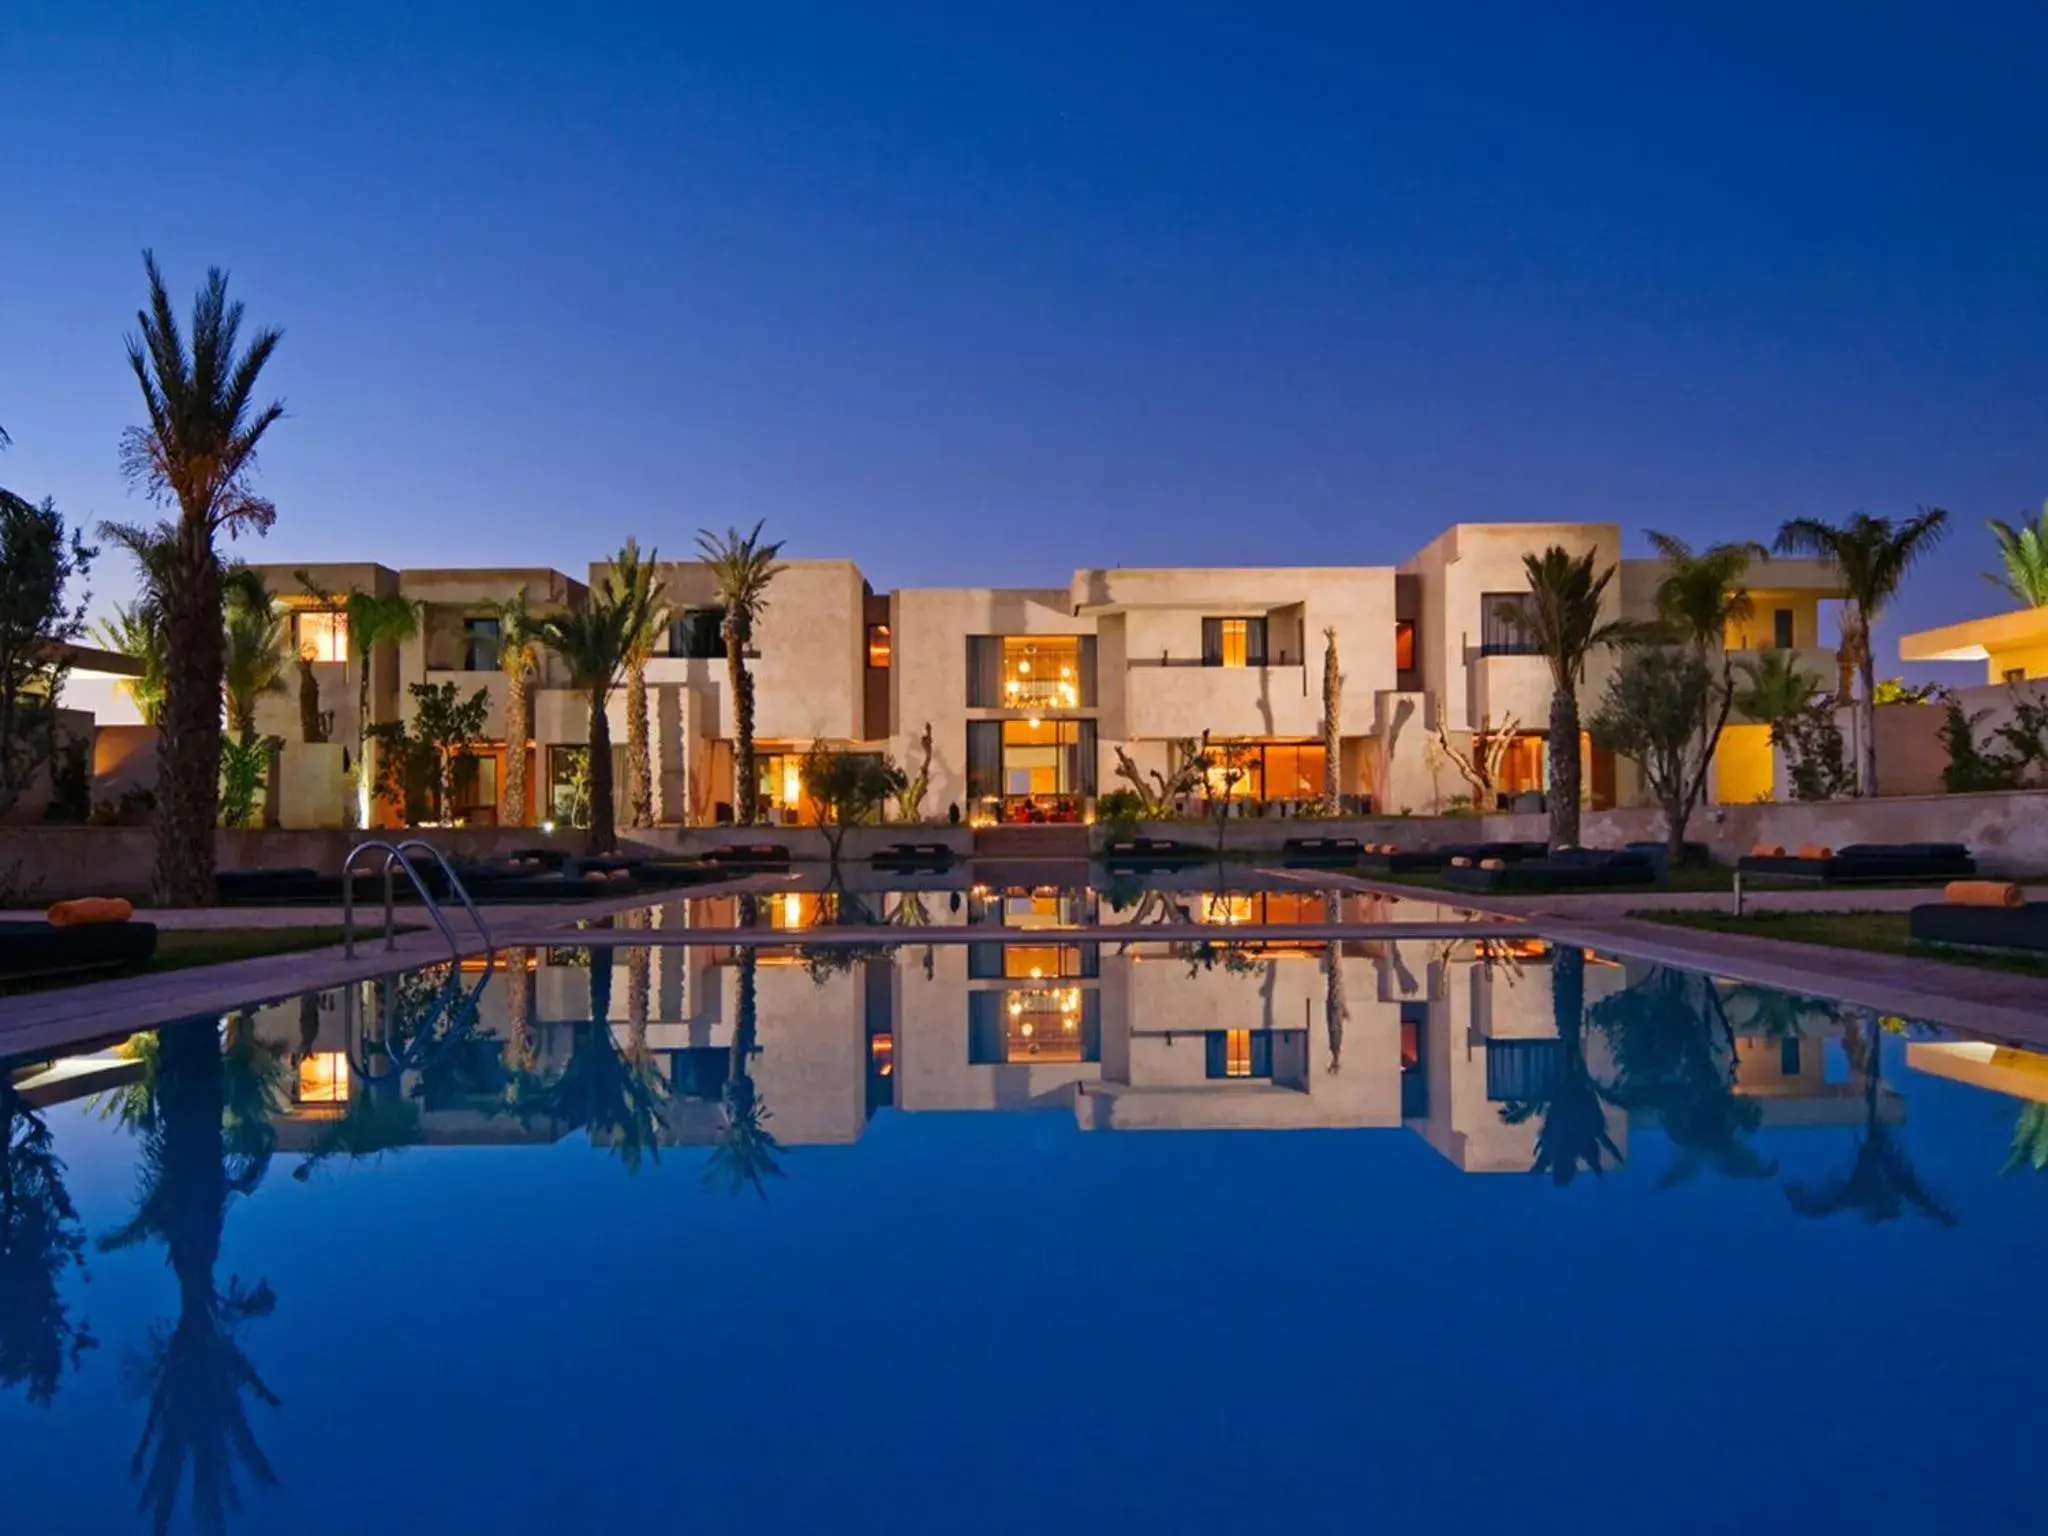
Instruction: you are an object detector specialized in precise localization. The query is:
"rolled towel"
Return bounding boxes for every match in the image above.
[48,897,135,927]
[1449,856,1472,868]
[1478,857,1506,871]
[1795,843,1832,860]
[1946,880,2024,909]
[1751,844,1786,858]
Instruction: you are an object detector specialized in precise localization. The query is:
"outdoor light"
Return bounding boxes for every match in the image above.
[542,819,556,833]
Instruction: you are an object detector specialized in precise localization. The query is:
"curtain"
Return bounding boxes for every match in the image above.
[967,942,1004,980]
[1078,634,1098,706]
[966,720,1003,804]
[965,635,1001,707]
[1073,718,1098,798]
[1079,991,1102,1062]
[1201,618,1224,667]
[1245,617,1269,667]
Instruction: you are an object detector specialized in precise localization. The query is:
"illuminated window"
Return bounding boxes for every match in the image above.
[870,1033,895,1077]
[1225,1029,1252,1077]
[1001,636,1081,708]
[2007,667,2027,684]
[1394,620,1416,672]
[297,1052,350,1104]
[293,610,349,663]
[1205,1029,1273,1079]
[867,623,892,668]
[1201,617,1268,667]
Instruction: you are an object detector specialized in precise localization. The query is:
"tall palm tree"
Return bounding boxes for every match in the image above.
[0,1076,95,1408]
[1774,509,1949,795]
[99,1018,281,1533]
[1499,546,1646,849]
[344,591,419,829]
[696,523,786,826]
[221,571,287,741]
[1986,500,2048,608]
[1646,532,1768,656]
[486,587,543,827]
[1498,945,1622,1185]
[606,540,670,830]
[120,253,286,906]
[706,923,785,1197]
[537,577,660,854]
[1784,1015,1955,1227]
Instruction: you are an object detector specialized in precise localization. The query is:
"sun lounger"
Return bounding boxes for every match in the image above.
[1358,840,1547,874]
[1737,842,1975,883]
[703,843,793,868]
[1102,836,1204,868]
[870,841,956,868]
[1281,836,1365,867]
[1909,881,2048,953]
[1441,848,1657,893]
[0,915,158,983]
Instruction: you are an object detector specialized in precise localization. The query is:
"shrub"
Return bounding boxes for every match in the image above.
[1939,694,2023,792]
[1776,701,1856,801]
[1095,788,1147,831]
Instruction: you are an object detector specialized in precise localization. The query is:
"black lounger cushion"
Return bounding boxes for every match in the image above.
[0,919,158,981]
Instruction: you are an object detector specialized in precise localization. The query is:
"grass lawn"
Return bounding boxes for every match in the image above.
[1362,865,1960,898]
[1631,908,2048,978]
[2,925,414,998]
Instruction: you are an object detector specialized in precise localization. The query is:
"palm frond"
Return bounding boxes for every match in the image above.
[1986,502,2048,607]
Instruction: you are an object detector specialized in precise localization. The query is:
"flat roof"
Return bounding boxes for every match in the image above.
[1899,606,2048,663]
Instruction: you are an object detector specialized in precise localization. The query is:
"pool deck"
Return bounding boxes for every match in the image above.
[8,870,2048,1060]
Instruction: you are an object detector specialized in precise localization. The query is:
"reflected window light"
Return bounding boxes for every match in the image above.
[297,1052,350,1105]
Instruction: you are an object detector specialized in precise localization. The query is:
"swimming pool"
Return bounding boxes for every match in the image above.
[3,931,2044,1533]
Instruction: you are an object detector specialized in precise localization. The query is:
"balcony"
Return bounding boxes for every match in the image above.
[1124,660,1316,738]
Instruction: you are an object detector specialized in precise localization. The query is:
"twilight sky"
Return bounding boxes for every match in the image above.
[2,1,2044,683]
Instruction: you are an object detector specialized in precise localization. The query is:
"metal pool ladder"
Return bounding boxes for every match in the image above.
[342,838,493,959]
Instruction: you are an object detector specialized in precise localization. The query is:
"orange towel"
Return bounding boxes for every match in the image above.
[1946,880,2024,909]
[47,897,134,927]
[1795,843,1832,860]
[1449,856,1472,868]
[1479,857,1506,871]
[1751,843,1785,858]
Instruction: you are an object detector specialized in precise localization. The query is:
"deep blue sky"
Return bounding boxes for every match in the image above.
[3,1,2044,677]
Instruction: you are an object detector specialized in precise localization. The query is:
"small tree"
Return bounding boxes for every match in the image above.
[1589,648,1732,864]
[1778,700,1857,802]
[1111,736,1204,816]
[1938,694,2021,793]
[800,744,905,867]
[1430,712,1522,808]
[1320,626,1342,815]
[409,682,491,822]
[0,493,94,821]
[897,722,934,822]
[218,735,269,828]
[1201,734,1254,853]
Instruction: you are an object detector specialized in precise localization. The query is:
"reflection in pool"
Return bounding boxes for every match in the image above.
[4,930,2047,1533]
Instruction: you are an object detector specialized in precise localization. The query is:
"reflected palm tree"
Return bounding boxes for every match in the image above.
[2004,1103,2048,1175]
[1323,896,1347,1075]
[1720,982,1846,1041]
[0,1075,96,1406]
[1500,946,1622,1185]
[1592,967,1775,1188]
[100,1018,281,1534]
[707,902,784,1198]
[1784,1016,1957,1227]
[288,1082,424,1182]
[541,952,668,1172]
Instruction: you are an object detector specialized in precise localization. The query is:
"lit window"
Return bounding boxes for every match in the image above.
[297,1052,350,1104]
[1220,619,1248,667]
[1225,1029,1253,1078]
[867,623,892,668]
[294,610,349,663]
[1394,620,1416,672]
[870,1034,895,1076]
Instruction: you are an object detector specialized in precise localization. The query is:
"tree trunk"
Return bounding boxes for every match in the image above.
[1547,678,1581,850]
[499,667,529,827]
[154,528,225,906]
[1320,628,1342,815]
[1858,646,1879,796]
[586,686,616,854]
[624,656,651,829]
[729,630,757,827]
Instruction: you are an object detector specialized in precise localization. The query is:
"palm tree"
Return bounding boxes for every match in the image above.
[344,591,419,828]
[486,587,543,827]
[1499,946,1622,1184]
[1986,500,2048,608]
[537,577,659,855]
[606,540,670,830]
[95,602,169,724]
[706,929,785,1197]
[1646,532,1768,656]
[540,951,668,1171]
[1499,546,1646,849]
[120,253,286,906]
[220,571,287,741]
[0,1077,96,1408]
[2003,1102,2048,1175]
[1773,510,1950,795]
[1732,646,1823,727]
[696,523,786,826]
[99,1018,281,1532]
[1784,1015,1956,1227]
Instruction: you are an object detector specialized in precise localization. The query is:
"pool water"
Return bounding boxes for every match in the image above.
[3,933,2045,1534]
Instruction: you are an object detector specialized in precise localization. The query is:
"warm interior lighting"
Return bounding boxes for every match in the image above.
[297,1052,350,1105]
[1018,658,1031,675]
[293,609,350,664]
[780,892,803,928]
[1225,1029,1253,1078]
[780,761,802,808]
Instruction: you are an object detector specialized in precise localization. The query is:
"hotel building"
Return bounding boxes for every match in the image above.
[245,521,1843,828]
